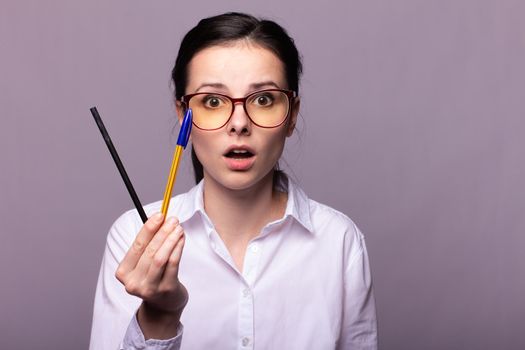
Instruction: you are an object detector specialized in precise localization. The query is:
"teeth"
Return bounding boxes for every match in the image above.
[232,150,248,154]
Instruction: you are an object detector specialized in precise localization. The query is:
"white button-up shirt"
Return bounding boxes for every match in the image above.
[89,176,377,349]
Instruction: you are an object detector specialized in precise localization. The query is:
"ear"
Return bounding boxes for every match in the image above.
[175,100,185,125]
[286,96,300,137]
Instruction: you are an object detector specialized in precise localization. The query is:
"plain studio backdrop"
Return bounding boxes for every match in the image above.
[1,0,524,349]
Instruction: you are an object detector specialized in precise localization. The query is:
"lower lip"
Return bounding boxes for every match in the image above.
[223,155,256,171]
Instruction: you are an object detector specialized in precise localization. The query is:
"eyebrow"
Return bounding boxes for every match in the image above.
[194,81,282,93]
[250,81,281,90]
[194,83,226,92]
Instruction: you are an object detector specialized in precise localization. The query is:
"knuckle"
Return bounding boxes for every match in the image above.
[145,217,160,231]
[168,255,181,267]
[140,279,160,299]
[170,216,180,226]
[152,255,165,269]
[145,244,157,257]
[125,280,157,300]
[115,267,125,283]
[141,286,156,300]
[176,235,186,248]
[132,240,145,253]
[157,283,174,296]
[124,281,137,296]
[145,221,155,231]
[174,225,184,235]
[166,232,179,244]
[161,223,174,235]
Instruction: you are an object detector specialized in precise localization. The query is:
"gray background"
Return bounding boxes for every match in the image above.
[1,0,524,349]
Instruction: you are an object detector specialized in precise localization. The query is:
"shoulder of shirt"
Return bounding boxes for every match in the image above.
[305,198,368,267]
[307,197,357,227]
[307,198,364,239]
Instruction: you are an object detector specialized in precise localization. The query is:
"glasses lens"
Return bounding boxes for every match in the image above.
[246,90,289,127]
[189,94,232,130]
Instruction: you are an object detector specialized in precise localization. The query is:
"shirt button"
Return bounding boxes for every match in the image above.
[241,337,250,346]
[242,288,251,297]
[250,243,259,253]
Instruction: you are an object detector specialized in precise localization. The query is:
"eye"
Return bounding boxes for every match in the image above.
[251,93,274,107]
[202,95,226,108]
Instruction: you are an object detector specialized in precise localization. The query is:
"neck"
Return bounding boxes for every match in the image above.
[203,171,286,246]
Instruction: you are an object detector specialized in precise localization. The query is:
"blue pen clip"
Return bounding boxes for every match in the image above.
[176,108,193,148]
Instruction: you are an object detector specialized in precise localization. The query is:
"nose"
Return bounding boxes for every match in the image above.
[227,101,252,135]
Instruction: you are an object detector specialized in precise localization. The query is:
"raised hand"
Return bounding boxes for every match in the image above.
[116,213,188,339]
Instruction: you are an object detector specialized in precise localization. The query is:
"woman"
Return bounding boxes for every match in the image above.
[90,12,377,350]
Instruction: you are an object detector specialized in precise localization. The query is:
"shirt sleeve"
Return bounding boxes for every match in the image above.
[122,313,183,350]
[337,225,378,350]
[89,210,184,350]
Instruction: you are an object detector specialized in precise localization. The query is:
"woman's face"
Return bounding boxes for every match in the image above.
[178,41,299,191]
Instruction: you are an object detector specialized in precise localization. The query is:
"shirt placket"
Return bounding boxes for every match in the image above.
[237,240,262,350]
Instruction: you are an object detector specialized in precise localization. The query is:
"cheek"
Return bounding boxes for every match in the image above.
[191,132,215,162]
[263,130,288,159]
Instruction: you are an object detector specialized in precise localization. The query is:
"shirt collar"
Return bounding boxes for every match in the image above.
[279,175,314,234]
[174,174,314,234]
[174,179,206,225]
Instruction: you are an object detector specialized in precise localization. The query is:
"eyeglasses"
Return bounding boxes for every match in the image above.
[180,88,296,131]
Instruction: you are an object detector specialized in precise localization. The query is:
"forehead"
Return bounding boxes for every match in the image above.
[186,41,287,94]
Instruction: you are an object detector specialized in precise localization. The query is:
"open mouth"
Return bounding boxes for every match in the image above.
[224,149,254,159]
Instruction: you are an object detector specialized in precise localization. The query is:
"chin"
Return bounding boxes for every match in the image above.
[206,168,274,192]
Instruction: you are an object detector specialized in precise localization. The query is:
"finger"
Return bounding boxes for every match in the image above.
[142,217,178,260]
[134,217,178,276]
[117,213,164,279]
[146,225,185,285]
[162,231,186,281]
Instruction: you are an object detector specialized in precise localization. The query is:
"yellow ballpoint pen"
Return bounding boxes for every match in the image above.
[161,108,193,216]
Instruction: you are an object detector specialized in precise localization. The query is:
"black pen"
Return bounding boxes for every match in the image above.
[90,106,148,223]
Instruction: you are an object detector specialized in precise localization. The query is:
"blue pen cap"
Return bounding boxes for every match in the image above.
[176,108,193,148]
